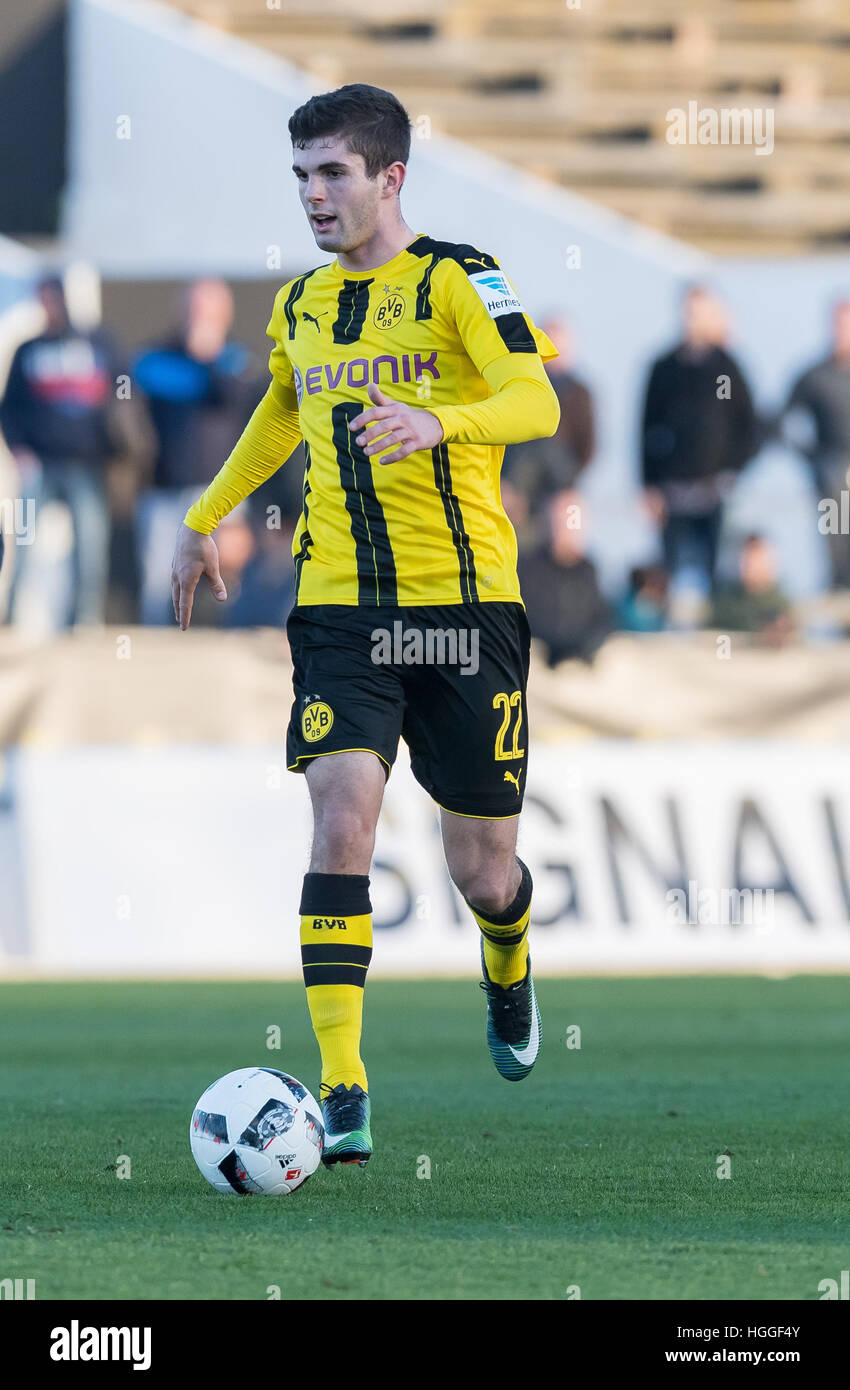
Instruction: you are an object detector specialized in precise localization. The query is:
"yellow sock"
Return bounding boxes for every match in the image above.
[299,872,372,1093]
[302,982,367,1093]
[468,859,533,987]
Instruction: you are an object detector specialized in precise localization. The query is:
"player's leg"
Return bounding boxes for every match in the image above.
[401,600,540,1080]
[440,808,528,982]
[300,752,385,1167]
[286,605,405,1164]
[302,751,381,1065]
[441,809,541,1081]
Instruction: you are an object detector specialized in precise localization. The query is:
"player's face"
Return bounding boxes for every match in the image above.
[292,138,383,254]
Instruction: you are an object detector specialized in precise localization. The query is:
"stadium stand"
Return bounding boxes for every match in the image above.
[173,0,850,254]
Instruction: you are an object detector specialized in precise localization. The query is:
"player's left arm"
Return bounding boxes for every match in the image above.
[350,256,560,466]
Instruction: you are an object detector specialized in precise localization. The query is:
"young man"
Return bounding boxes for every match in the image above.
[172,84,560,1168]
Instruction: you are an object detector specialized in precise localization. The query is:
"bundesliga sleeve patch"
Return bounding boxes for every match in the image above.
[468,270,525,319]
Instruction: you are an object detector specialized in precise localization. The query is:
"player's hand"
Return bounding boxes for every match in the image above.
[349,383,443,465]
[171,523,227,630]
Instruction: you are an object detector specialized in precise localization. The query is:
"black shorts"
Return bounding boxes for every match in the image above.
[285,602,530,818]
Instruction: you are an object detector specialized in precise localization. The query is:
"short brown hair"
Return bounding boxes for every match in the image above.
[289,84,412,178]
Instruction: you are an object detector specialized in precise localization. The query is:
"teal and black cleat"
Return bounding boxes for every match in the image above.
[320,1083,372,1167]
[479,946,542,1082]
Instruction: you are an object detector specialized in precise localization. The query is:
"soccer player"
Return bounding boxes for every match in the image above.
[172,85,560,1166]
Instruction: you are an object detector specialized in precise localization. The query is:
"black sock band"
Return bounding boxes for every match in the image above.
[467,857,533,926]
[299,872,371,916]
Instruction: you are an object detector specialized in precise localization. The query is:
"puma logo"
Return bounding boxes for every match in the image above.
[504,770,522,794]
[303,310,328,332]
[464,256,491,269]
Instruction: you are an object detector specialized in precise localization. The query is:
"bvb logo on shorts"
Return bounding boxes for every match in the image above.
[373,289,405,331]
[302,700,334,743]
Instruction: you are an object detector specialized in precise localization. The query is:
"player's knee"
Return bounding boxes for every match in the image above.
[451,862,517,916]
[311,803,376,872]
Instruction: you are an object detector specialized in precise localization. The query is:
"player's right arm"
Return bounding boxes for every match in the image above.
[172,288,302,629]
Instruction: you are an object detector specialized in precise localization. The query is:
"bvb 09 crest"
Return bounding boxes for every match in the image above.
[373,289,405,330]
[302,701,334,743]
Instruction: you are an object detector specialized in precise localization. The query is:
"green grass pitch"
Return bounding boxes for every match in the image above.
[0,976,847,1300]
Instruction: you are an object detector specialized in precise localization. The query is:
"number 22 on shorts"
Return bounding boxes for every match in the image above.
[493,690,524,761]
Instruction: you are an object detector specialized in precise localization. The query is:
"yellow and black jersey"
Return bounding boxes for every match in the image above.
[185,233,558,606]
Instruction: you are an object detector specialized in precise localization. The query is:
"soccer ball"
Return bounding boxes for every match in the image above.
[190,1067,324,1195]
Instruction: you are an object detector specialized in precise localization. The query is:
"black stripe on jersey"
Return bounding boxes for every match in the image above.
[432,442,478,603]
[283,268,320,340]
[407,236,498,321]
[293,441,313,600]
[302,963,369,988]
[412,255,439,321]
[492,311,537,354]
[333,279,373,344]
[407,237,537,351]
[301,944,373,967]
[332,403,398,605]
[293,531,312,599]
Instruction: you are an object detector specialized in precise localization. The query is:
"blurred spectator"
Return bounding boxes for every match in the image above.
[503,317,595,552]
[518,489,613,664]
[500,475,530,544]
[0,274,124,626]
[133,278,265,624]
[189,507,296,628]
[225,520,296,628]
[782,298,850,589]
[618,565,668,632]
[711,533,794,646]
[641,285,759,603]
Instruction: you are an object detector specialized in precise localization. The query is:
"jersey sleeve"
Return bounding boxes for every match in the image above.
[435,253,558,376]
[182,286,302,534]
[429,355,560,447]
